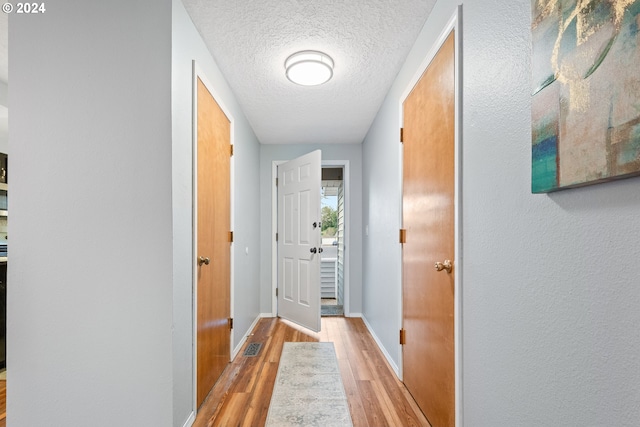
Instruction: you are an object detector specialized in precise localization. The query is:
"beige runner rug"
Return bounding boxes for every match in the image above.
[266,342,354,427]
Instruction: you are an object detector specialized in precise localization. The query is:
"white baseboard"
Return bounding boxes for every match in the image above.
[360,314,401,379]
[260,312,276,318]
[231,314,263,360]
[181,411,195,427]
[347,312,362,318]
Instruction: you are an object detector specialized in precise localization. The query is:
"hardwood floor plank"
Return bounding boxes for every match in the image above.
[374,358,431,427]
[369,378,405,426]
[0,379,5,427]
[194,317,428,427]
[337,356,369,427]
[212,392,250,427]
[341,326,373,381]
[357,379,388,426]
[241,360,278,427]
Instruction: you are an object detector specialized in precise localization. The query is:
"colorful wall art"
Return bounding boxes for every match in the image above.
[532,0,640,193]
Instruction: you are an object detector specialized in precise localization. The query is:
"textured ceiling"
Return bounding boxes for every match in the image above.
[0,2,437,144]
[182,0,436,144]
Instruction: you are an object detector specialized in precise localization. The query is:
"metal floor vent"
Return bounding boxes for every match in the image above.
[243,342,262,357]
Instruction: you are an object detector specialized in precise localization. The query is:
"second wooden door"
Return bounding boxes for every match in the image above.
[196,77,231,408]
[402,31,456,427]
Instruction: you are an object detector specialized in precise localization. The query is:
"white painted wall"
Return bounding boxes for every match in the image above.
[0,81,7,154]
[9,1,174,426]
[362,1,640,426]
[1,9,8,155]
[172,1,262,425]
[259,144,362,316]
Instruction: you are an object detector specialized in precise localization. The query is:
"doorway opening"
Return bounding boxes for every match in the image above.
[320,167,344,317]
[271,158,351,325]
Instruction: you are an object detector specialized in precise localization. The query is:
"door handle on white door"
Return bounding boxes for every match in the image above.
[310,248,317,254]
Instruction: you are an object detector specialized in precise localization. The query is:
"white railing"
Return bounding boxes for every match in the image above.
[320,257,337,299]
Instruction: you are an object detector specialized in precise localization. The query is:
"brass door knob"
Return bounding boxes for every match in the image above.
[198,256,210,266]
[434,259,452,273]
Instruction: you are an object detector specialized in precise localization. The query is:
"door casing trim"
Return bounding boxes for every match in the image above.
[191,60,235,415]
[398,6,463,427]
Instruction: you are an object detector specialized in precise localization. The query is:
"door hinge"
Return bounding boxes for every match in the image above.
[276,288,278,297]
[229,318,233,330]
[230,144,234,156]
[399,228,407,244]
[400,127,404,143]
[229,231,234,243]
[276,177,279,186]
[276,232,279,241]
[400,328,406,345]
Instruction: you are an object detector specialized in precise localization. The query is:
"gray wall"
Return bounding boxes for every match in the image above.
[362,1,640,426]
[0,81,7,154]
[260,144,362,315]
[172,1,262,425]
[8,2,262,426]
[9,1,174,425]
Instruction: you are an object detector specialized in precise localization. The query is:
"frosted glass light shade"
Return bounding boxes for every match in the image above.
[285,51,334,86]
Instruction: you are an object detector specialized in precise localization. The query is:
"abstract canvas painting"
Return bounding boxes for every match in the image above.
[532,0,640,193]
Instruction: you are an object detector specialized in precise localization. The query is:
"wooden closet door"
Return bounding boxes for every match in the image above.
[196,77,231,408]
[402,31,456,427]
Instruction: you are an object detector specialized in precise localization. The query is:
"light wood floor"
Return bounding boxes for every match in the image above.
[0,379,5,427]
[194,317,430,427]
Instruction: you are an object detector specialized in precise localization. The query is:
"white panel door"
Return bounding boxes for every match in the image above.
[277,150,322,332]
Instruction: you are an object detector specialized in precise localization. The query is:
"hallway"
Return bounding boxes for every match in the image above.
[7,2,640,426]
[194,317,430,427]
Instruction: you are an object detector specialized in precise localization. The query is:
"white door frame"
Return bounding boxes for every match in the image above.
[398,7,463,426]
[191,61,235,415]
[271,159,351,317]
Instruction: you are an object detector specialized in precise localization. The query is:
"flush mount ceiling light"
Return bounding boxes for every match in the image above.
[285,50,334,86]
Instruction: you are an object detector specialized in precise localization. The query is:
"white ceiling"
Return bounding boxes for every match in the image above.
[0,2,437,146]
[182,0,436,144]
